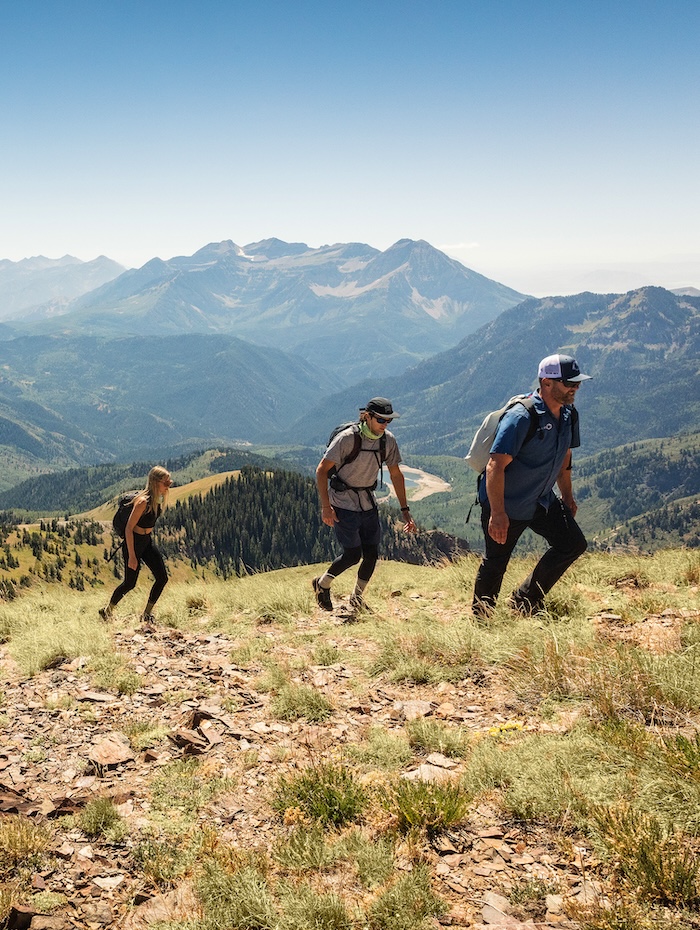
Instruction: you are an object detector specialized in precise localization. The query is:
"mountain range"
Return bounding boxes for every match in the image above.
[0,241,698,505]
[0,254,125,321]
[295,286,700,458]
[0,239,527,381]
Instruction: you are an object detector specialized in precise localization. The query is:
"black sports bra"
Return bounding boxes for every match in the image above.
[136,505,160,529]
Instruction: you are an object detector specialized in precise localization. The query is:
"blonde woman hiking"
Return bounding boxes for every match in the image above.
[100,466,172,623]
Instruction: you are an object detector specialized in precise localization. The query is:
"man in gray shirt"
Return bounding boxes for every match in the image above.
[314,397,416,613]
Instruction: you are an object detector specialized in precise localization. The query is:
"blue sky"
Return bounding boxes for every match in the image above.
[2,0,698,295]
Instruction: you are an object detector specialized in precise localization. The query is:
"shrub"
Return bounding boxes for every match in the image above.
[366,864,447,929]
[405,718,470,758]
[79,797,123,839]
[198,862,277,929]
[278,881,354,930]
[270,683,333,722]
[272,762,367,827]
[272,825,340,872]
[593,805,700,909]
[0,816,51,878]
[377,778,471,837]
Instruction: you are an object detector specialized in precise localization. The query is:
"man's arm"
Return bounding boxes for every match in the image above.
[387,463,417,533]
[556,449,577,517]
[315,458,339,526]
[484,452,512,544]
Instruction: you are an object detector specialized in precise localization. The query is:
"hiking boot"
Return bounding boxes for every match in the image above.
[471,601,492,621]
[312,577,333,611]
[98,606,112,621]
[507,594,541,616]
[141,612,156,625]
[349,594,372,614]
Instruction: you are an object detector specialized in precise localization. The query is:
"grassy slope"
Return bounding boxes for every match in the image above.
[1,549,700,927]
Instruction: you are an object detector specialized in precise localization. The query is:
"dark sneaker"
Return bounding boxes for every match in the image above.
[349,595,372,614]
[141,612,156,624]
[312,577,333,611]
[471,601,492,620]
[507,595,540,616]
[98,606,112,621]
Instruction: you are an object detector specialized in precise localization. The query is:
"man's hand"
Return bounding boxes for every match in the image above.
[402,511,417,533]
[488,511,509,544]
[561,495,578,517]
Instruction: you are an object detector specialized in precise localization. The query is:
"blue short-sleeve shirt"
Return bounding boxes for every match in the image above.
[479,394,580,520]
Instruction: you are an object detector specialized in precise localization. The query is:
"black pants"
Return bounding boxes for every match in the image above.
[110,533,168,608]
[472,499,587,615]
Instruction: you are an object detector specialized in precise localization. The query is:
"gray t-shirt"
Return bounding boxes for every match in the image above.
[325,426,401,512]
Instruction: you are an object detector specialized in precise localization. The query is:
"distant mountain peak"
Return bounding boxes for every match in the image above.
[241,238,311,260]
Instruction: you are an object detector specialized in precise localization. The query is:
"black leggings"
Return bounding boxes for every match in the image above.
[328,544,379,583]
[110,534,168,608]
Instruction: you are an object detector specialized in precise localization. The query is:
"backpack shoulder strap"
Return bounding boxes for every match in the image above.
[338,424,362,469]
[520,395,540,446]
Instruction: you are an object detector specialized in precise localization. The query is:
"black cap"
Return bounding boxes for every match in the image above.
[362,397,399,419]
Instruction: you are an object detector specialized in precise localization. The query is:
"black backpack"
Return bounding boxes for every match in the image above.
[112,490,140,538]
[326,422,387,491]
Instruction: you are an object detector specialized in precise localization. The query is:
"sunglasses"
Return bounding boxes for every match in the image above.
[553,378,581,388]
[372,415,391,424]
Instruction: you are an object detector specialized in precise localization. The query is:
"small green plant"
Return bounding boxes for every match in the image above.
[0,816,51,878]
[405,718,470,758]
[270,683,333,722]
[123,718,170,750]
[593,805,700,909]
[272,762,367,827]
[377,778,471,837]
[134,837,195,887]
[390,658,437,684]
[88,653,143,695]
[150,758,234,820]
[341,831,395,888]
[278,881,354,930]
[197,861,277,929]
[346,726,412,770]
[366,864,447,929]
[313,642,340,665]
[79,797,124,839]
[272,824,340,872]
[31,891,68,914]
[509,876,560,920]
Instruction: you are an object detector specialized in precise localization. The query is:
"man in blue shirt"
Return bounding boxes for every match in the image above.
[472,354,592,618]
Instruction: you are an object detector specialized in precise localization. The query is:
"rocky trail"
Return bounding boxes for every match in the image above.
[1,595,667,930]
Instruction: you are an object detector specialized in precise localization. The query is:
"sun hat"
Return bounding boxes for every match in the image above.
[537,354,592,382]
[361,397,400,419]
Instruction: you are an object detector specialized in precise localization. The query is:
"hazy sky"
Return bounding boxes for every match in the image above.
[2,1,698,296]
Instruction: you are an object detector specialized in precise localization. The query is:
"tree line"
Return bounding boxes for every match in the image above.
[157,466,439,578]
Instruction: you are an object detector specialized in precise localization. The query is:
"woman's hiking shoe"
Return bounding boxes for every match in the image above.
[98,606,112,621]
[349,594,372,614]
[312,577,333,611]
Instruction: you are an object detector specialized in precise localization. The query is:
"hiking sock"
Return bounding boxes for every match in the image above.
[352,578,368,600]
[317,573,334,589]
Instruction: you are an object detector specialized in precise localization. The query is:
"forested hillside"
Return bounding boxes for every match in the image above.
[0,448,284,514]
[573,431,700,548]
[0,465,464,600]
[159,467,465,577]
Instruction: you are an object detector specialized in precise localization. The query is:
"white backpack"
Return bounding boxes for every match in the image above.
[464,394,538,474]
